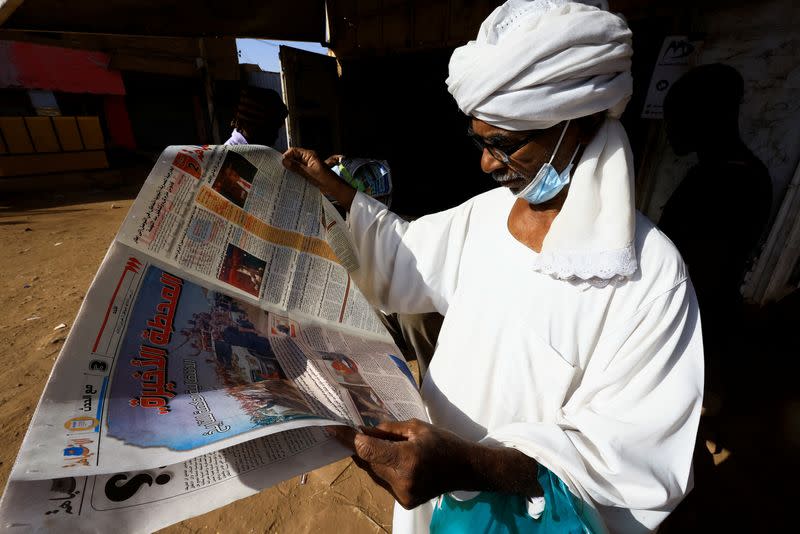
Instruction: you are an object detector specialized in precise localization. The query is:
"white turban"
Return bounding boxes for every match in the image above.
[447,0,633,131]
[447,0,637,283]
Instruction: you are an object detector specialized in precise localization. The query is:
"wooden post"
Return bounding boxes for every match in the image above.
[198,38,221,145]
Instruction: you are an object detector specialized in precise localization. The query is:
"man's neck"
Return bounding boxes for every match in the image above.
[506,195,565,253]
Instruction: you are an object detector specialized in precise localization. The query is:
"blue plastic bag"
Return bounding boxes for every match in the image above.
[430,465,604,534]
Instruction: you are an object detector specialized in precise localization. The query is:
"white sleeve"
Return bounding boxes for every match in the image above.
[346,191,472,315]
[483,280,704,533]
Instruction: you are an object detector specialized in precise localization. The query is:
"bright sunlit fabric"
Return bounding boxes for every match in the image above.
[447,0,637,283]
[347,188,704,534]
[223,129,248,146]
[446,0,633,132]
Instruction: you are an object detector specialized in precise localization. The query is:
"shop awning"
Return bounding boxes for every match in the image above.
[0,40,125,94]
[0,0,326,42]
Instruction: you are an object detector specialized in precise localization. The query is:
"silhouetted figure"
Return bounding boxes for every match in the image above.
[660,64,772,407]
[224,85,289,147]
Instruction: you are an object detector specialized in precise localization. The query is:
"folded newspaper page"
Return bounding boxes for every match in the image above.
[0,145,427,533]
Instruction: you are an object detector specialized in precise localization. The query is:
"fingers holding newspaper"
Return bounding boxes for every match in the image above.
[329,420,463,509]
[283,147,357,210]
[328,419,543,510]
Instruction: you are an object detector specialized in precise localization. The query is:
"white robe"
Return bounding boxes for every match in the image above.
[347,187,704,534]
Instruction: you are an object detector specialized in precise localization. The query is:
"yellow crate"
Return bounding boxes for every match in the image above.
[77,116,105,150]
[25,117,61,153]
[53,117,84,151]
[0,117,34,153]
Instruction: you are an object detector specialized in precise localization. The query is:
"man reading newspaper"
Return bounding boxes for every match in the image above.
[282,1,704,533]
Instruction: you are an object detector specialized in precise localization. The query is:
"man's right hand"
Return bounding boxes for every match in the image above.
[283,148,357,210]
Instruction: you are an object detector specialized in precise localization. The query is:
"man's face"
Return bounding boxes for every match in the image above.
[469,119,578,195]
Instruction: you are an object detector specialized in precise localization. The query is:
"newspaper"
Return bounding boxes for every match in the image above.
[0,146,426,533]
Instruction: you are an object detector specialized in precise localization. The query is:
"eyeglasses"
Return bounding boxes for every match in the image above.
[468,129,542,173]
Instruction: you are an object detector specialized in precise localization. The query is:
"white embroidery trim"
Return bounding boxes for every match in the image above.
[531,243,638,286]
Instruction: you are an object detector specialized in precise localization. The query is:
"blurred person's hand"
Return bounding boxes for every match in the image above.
[324,154,345,167]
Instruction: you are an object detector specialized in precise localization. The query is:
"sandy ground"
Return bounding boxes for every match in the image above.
[0,178,395,533]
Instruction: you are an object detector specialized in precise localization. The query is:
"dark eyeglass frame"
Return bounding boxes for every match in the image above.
[468,129,542,172]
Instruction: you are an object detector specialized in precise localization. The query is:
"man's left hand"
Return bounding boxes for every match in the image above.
[329,419,473,509]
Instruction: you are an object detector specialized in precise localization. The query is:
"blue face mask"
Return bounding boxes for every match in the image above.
[515,120,579,205]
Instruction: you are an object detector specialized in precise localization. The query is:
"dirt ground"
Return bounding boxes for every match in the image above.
[0,174,395,534]
[2,171,797,533]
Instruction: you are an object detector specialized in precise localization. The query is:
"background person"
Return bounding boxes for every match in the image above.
[224,85,289,147]
[660,63,772,412]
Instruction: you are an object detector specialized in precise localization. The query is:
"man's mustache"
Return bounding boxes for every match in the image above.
[492,169,527,184]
